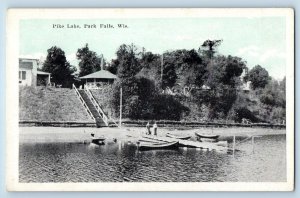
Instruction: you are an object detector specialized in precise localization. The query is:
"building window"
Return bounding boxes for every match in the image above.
[19,71,26,80]
[22,71,26,80]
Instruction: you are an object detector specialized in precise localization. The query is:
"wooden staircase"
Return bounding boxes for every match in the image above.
[73,84,108,127]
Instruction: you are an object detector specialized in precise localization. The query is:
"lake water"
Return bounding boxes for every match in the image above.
[19,134,286,182]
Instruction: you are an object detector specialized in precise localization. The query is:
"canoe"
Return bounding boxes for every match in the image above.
[138,141,179,151]
[195,132,219,140]
[166,133,191,140]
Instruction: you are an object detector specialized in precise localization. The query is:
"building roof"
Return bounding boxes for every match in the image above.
[19,58,39,61]
[37,71,51,75]
[80,70,117,79]
[19,61,33,69]
[241,81,251,91]
[201,85,211,90]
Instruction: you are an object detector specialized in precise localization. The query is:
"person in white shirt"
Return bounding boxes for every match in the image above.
[153,122,158,136]
[146,122,151,135]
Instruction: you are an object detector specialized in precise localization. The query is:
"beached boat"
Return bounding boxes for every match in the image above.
[91,133,105,145]
[138,138,166,144]
[166,133,191,140]
[195,132,219,140]
[138,141,179,151]
[91,138,105,145]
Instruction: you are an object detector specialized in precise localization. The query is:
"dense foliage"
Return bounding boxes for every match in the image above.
[248,65,270,89]
[76,44,104,77]
[42,46,76,87]
[106,42,285,123]
[43,41,285,124]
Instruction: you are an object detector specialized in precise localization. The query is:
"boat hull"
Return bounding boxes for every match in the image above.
[166,133,191,140]
[92,138,105,145]
[138,141,179,151]
[195,132,219,140]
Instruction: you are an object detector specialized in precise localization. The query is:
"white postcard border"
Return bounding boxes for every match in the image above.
[6,8,295,191]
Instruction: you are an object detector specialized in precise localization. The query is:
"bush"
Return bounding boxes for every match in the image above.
[110,77,189,120]
[152,94,190,121]
[234,107,262,123]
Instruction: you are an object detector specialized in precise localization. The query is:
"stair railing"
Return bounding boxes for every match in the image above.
[72,84,95,121]
[110,118,119,127]
[84,87,109,126]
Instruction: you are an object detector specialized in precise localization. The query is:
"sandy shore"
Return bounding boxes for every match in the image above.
[19,126,286,144]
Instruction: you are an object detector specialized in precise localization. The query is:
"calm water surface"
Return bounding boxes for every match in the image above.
[19,134,286,182]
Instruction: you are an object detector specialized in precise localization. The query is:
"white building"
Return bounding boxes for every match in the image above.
[19,58,51,86]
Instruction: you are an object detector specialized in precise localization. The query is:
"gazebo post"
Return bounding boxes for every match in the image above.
[48,74,51,85]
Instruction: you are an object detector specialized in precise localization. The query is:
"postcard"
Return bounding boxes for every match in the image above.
[6,8,294,191]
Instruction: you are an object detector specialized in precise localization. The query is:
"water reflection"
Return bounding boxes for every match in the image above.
[19,135,286,183]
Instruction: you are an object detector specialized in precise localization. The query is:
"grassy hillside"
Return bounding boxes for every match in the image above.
[90,87,116,119]
[19,86,93,122]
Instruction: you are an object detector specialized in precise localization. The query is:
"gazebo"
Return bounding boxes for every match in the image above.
[80,70,117,89]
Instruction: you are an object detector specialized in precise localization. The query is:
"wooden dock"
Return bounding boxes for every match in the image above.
[142,136,228,151]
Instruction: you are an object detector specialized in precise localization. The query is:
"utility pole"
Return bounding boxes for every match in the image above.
[161,53,164,89]
[100,55,104,70]
[119,87,122,128]
[233,135,236,157]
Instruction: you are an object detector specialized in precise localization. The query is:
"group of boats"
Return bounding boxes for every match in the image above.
[137,132,222,151]
[90,131,225,151]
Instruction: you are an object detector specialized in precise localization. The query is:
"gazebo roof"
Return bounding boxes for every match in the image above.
[37,71,51,75]
[79,70,117,79]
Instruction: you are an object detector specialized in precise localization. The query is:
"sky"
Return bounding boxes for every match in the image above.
[20,17,286,79]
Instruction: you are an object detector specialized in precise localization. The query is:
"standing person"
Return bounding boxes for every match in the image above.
[153,122,158,136]
[146,122,151,135]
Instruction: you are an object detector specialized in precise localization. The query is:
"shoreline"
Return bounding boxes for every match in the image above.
[19,126,286,144]
[19,120,286,129]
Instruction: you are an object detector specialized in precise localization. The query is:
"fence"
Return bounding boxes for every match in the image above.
[85,87,109,126]
[72,84,95,122]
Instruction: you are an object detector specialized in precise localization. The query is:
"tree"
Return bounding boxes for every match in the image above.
[106,59,119,75]
[161,49,206,92]
[161,61,177,89]
[248,65,270,89]
[182,50,206,88]
[194,55,247,119]
[111,77,158,119]
[210,55,246,87]
[76,44,103,77]
[137,51,161,87]
[115,44,142,79]
[200,39,223,59]
[152,94,190,120]
[260,78,285,108]
[42,46,76,87]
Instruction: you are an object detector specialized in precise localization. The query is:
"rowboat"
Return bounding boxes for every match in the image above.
[195,132,219,140]
[138,141,179,151]
[91,133,105,145]
[166,133,191,140]
[91,138,105,145]
[138,138,167,144]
